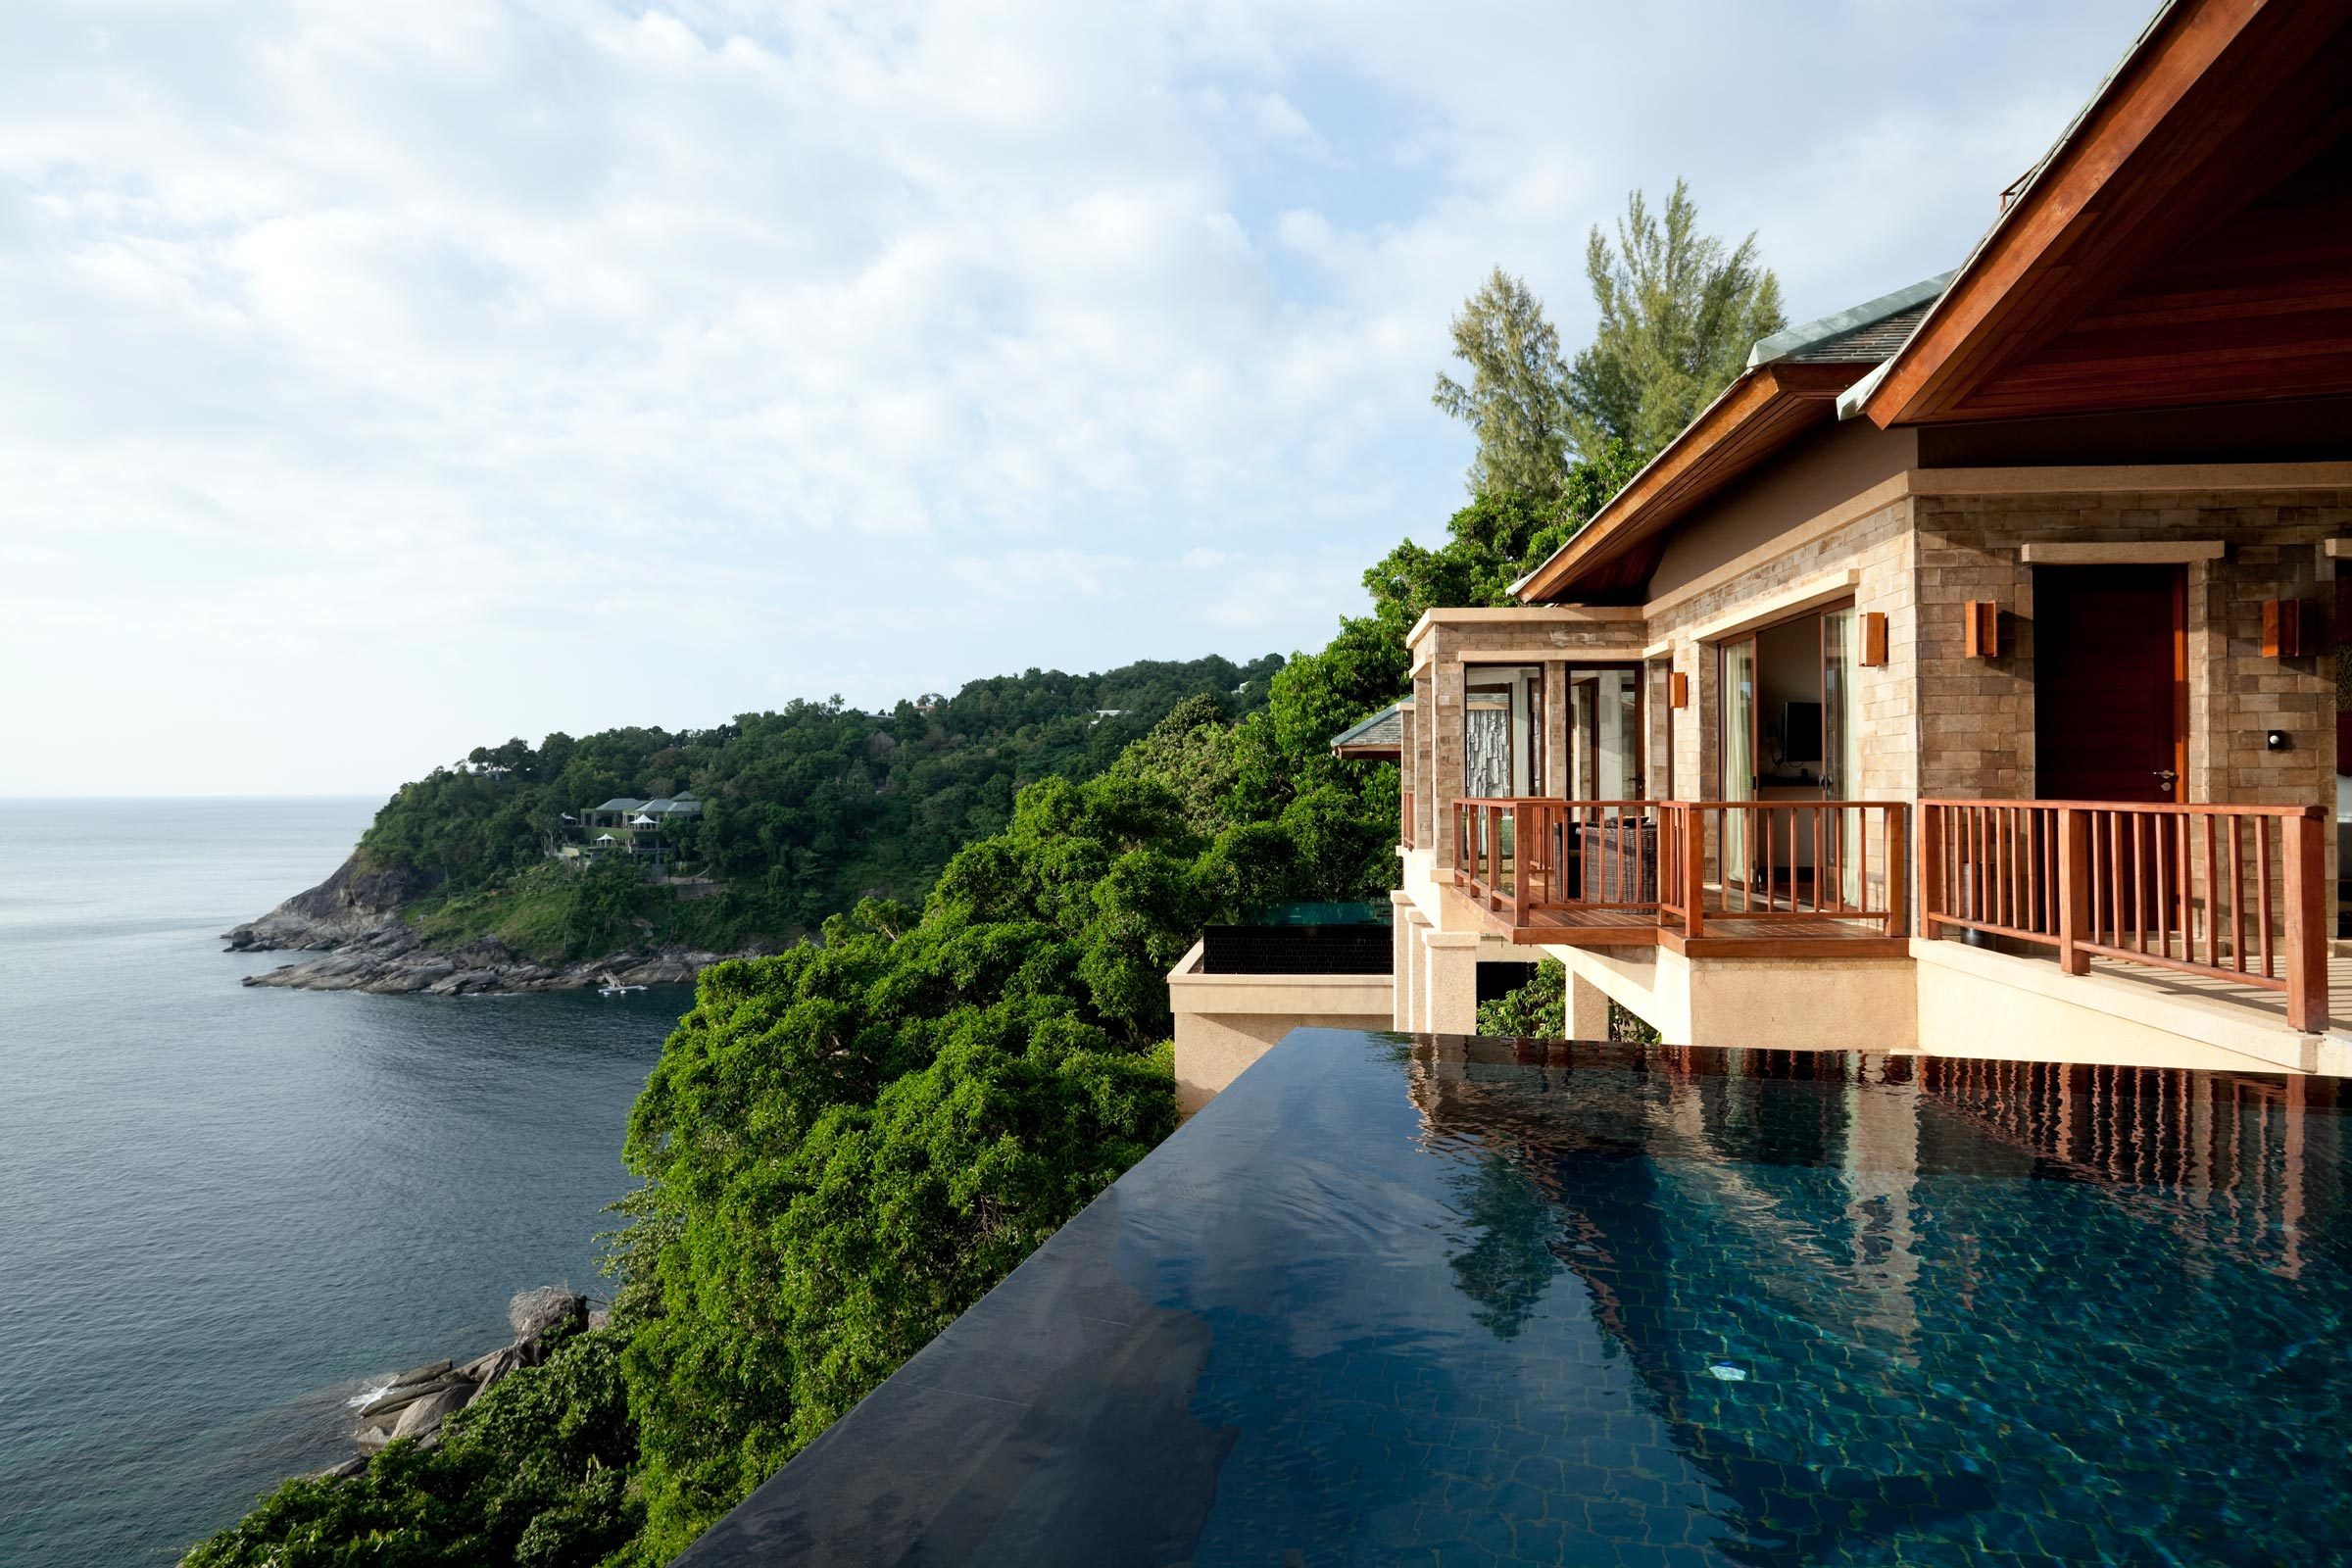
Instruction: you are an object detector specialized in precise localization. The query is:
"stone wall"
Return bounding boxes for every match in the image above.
[1643,499,1918,810]
[1911,489,2352,808]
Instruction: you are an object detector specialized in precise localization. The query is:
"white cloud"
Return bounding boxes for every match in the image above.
[0,0,2153,793]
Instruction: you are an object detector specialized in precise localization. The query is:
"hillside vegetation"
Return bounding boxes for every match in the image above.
[187,186,1772,1567]
[363,655,1284,961]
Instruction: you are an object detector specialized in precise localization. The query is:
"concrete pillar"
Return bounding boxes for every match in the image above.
[1567,965,1611,1041]
[1403,908,1433,1030]
[1390,892,1417,1029]
[1423,930,1481,1036]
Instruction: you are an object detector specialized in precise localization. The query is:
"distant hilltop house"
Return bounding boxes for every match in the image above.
[566,793,703,868]
[582,793,701,829]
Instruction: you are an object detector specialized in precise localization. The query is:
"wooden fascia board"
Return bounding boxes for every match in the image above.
[1514,367,1849,604]
[1860,0,2267,427]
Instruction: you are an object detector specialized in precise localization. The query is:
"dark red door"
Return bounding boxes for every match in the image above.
[2034,565,2185,803]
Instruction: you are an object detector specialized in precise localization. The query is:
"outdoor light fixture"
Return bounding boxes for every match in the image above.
[2262,598,2312,658]
[1669,672,1689,709]
[2268,729,2290,752]
[1861,612,1888,667]
[1963,601,1999,659]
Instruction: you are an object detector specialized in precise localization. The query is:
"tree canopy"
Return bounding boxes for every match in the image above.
[1569,178,1786,458]
[1434,179,1784,502]
[358,654,1285,958]
[1430,267,1575,498]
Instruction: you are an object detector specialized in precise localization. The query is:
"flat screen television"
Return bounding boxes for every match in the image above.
[1782,700,1823,763]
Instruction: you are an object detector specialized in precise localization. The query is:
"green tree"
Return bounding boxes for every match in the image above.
[1569,178,1786,458]
[1431,268,1575,497]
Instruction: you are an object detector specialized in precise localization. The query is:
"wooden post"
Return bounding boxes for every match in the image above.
[1885,804,1908,939]
[1510,803,1531,928]
[2283,809,2328,1033]
[2060,807,2090,976]
[1682,805,1706,939]
[1918,803,1942,942]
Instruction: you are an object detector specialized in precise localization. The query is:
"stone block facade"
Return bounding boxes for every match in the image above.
[1399,481,2352,902]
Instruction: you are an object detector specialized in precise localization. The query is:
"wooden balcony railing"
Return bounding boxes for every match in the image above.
[1659,801,1906,938]
[1450,797,1907,939]
[1920,800,2328,1032]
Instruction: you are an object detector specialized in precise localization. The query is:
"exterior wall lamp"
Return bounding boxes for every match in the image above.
[1963,601,2000,659]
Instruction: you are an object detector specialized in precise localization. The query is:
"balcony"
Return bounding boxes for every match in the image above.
[1447,797,1909,957]
[1919,799,2331,1035]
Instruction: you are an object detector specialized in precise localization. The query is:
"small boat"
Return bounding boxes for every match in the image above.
[597,979,649,997]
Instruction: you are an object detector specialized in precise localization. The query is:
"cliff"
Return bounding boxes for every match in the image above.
[223,853,742,996]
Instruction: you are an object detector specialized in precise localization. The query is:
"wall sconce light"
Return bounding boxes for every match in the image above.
[2267,729,2290,752]
[1669,672,1689,710]
[1861,612,1887,668]
[1963,601,1999,659]
[2262,598,2312,658]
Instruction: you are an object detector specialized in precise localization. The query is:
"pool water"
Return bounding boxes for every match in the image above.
[684,1030,2351,1567]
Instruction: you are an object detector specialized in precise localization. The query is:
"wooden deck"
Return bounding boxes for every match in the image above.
[1495,902,1909,958]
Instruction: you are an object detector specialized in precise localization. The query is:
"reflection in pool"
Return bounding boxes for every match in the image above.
[682,1031,2351,1567]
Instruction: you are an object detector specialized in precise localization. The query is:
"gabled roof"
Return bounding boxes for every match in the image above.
[591,797,645,813]
[1858,0,2352,426]
[1330,702,1408,759]
[1512,275,1950,604]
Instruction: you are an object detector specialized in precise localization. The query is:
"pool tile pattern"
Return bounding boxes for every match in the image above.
[682,1032,2352,1567]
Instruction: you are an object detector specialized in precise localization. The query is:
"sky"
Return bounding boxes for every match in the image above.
[0,0,2156,797]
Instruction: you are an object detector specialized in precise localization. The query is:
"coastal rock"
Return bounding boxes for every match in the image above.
[389,1358,453,1388]
[389,1384,470,1441]
[509,1287,588,1342]
[356,1376,466,1421]
[237,922,750,998]
[221,853,437,953]
[460,1345,527,1392]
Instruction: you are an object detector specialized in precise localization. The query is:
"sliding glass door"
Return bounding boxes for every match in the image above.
[1821,607,1863,906]
[1567,667,1642,804]
[1720,637,1757,887]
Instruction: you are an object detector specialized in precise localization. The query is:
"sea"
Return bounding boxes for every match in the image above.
[0,799,685,1568]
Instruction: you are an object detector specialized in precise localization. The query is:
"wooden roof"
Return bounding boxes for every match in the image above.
[1518,0,2352,607]
[1859,0,2352,427]
[1512,361,1868,604]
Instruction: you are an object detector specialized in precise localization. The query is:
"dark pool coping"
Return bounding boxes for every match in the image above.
[667,1027,1306,1567]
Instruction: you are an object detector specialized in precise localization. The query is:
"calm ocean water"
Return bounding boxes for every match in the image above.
[0,799,684,1568]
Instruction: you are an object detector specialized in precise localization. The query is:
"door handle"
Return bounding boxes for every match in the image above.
[2154,768,2179,789]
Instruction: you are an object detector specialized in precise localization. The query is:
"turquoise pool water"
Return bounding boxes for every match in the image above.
[683,1030,2351,1567]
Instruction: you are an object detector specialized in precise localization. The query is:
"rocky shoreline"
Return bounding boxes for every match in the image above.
[314,1288,603,1480]
[224,852,755,996]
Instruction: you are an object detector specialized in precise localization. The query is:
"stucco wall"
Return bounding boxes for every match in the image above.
[1166,942,1393,1114]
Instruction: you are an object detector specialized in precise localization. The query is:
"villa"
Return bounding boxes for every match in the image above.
[1171,0,2352,1102]
[581,793,702,831]
[667,5,2352,1563]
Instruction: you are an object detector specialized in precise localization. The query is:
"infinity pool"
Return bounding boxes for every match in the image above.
[682,1030,2351,1567]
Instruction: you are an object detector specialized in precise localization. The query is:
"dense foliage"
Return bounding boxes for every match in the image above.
[190,183,1774,1567]
[1431,180,1782,489]
[184,1327,640,1568]
[361,655,1283,958]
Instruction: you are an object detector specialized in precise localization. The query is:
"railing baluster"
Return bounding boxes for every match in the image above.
[2248,808,2267,982]
[2230,818,2245,974]
[2202,813,2218,968]
[2131,812,2146,956]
